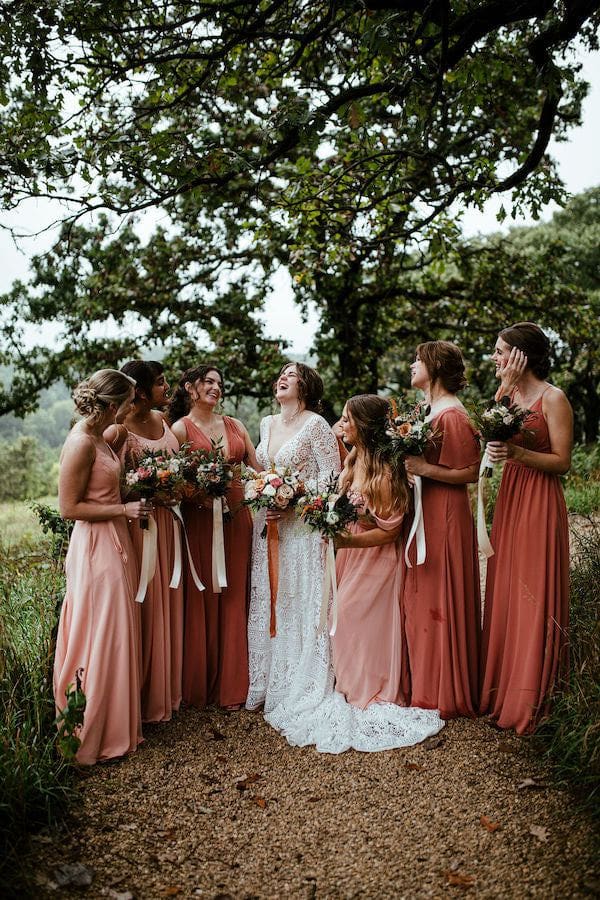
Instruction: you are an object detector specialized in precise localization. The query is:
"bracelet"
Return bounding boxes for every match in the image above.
[122,503,127,516]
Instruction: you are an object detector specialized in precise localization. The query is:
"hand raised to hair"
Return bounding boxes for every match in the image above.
[494,347,528,402]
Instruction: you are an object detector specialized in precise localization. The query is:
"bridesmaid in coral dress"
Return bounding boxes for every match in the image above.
[105,360,184,724]
[54,369,149,765]
[169,365,258,710]
[403,341,481,719]
[333,395,411,707]
[480,322,573,734]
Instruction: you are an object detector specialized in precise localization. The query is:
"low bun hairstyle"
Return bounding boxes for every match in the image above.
[167,364,224,424]
[72,369,136,423]
[121,359,164,400]
[275,362,323,413]
[417,341,467,394]
[498,322,551,379]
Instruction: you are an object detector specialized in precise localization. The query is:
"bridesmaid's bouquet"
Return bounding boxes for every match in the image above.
[123,448,186,506]
[384,397,436,460]
[174,440,234,504]
[296,474,360,539]
[472,399,530,477]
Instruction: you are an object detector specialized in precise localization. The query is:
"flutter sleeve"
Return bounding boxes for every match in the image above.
[371,510,405,532]
[437,408,480,469]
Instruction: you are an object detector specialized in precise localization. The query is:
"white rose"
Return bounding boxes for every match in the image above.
[244,484,258,500]
[263,484,276,497]
[325,511,339,525]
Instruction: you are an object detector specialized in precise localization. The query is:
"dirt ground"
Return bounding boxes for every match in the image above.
[23,706,598,899]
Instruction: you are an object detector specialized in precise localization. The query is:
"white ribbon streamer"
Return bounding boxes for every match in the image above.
[170,504,206,592]
[477,448,495,558]
[169,505,183,589]
[134,516,158,603]
[319,540,339,636]
[404,474,427,568]
[211,497,228,593]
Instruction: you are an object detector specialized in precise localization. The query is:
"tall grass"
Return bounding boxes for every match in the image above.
[536,522,600,815]
[0,541,75,891]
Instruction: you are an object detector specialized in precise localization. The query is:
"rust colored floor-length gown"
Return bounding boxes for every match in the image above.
[480,393,569,734]
[53,440,143,764]
[180,416,252,707]
[403,407,481,719]
[123,421,184,723]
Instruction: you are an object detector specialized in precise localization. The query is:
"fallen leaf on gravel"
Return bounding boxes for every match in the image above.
[235,774,261,791]
[405,763,425,772]
[162,887,182,896]
[109,892,133,900]
[54,862,94,887]
[307,796,321,802]
[497,741,518,754]
[518,778,542,790]
[206,726,226,741]
[444,870,476,888]
[480,816,501,833]
[252,796,267,809]
[530,825,549,842]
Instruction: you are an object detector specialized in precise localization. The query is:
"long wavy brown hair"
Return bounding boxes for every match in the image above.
[338,394,409,516]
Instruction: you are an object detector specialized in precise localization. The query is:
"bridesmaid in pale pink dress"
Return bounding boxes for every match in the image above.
[105,360,184,724]
[403,341,481,719]
[332,395,411,707]
[54,369,149,765]
[480,322,573,733]
[169,365,258,710]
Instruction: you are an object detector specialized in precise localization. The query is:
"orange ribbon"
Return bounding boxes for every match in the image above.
[266,518,280,637]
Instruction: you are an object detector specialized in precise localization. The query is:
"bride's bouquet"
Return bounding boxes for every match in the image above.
[243,465,305,518]
[471,399,530,477]
[243,464,305,637]
[296,474,360,539]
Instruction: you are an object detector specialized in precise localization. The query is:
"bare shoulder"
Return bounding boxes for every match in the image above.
[170,418,187,444]
[543,384,572,414]
[62,428,96,462]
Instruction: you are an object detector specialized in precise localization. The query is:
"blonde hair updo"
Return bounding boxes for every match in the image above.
[72,369,136,424]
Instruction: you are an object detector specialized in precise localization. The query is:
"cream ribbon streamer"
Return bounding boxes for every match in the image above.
[134,516,158,603]
[170,504,206,591]
[477,448,495,558]
[404,474,426,568]
[211,497,228,593]
[319,540,339,636]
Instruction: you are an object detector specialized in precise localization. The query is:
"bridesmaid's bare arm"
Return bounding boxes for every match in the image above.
[103,423,128,453]
[335,521,402,550]
[487,387,573,475]
[59,434,147,522]
[232,418,259,471]
[170,419,188,447]
[404,456,479,484]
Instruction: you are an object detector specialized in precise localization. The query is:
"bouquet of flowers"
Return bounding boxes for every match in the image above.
[296,474,360,539]
[243,465,305,518]
[472,399,530,477]
[123,448,186,506]
[173,440,234,504]
[385,397,437,460]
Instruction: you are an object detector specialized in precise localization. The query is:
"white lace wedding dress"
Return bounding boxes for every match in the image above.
[246,413,444,753]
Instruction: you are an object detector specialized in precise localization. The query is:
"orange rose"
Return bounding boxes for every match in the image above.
[398,422,412,437]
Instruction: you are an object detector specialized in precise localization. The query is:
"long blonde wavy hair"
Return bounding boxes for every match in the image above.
[338,394,409,516]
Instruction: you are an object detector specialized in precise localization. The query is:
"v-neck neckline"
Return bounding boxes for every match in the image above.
[267,413,316,463]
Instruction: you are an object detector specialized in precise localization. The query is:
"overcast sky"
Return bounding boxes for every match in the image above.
[1,47,598,354]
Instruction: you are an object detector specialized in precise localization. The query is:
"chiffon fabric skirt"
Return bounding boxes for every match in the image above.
[53,518,143,765]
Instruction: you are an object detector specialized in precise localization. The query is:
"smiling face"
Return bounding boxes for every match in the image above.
[410,352,430,391]
[491,337,512,378]
[340,403,358,446]
[187,369,223,408]
[150,372,170,410]
[275,364,300,405]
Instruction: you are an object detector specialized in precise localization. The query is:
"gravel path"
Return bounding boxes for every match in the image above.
[27,707,598,899]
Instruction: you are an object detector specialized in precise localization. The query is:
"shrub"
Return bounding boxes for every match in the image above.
[535,522,600,816]
[0,436,58,502]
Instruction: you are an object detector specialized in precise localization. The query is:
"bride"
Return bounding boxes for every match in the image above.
[247,363,443,752]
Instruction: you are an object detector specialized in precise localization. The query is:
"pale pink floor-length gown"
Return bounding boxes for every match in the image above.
[53,441,143,765]
[123,421,184,723]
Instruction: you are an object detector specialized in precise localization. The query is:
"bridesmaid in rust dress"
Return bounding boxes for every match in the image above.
[403,341,481,719]
[105,360,184,724]
[480,322,573,734]
[169,364,258,710]
[54,369,148,764]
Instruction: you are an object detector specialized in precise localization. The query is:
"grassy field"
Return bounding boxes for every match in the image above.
[0,495,59,546]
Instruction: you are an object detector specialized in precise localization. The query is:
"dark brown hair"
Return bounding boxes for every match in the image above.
[498,322,551,379]
[417,341,467,394]
[339,394,409,516]
[275,361,323,412]
[167,364,224,424]
[121,360,164,401]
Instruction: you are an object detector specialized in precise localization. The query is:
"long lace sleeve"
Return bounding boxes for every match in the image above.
[308,415,341,487]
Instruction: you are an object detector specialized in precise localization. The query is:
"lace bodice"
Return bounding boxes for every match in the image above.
[256,413,340,487]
